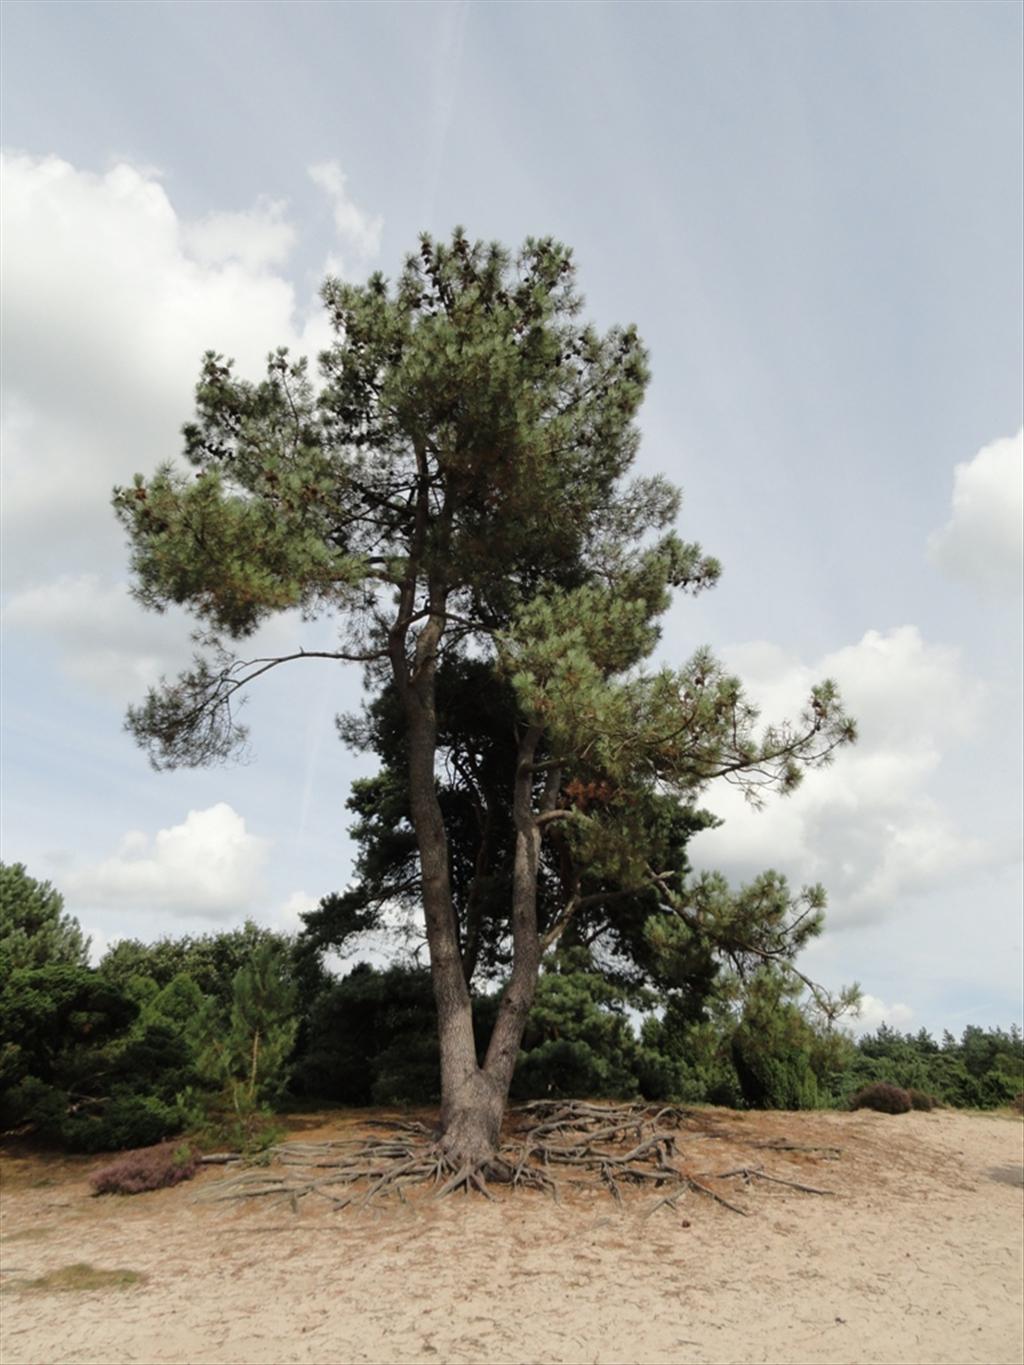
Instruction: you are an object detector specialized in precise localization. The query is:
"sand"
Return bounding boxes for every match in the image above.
[2,1107,1022,1365]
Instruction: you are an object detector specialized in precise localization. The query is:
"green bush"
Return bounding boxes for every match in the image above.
[907,1088,937,1111]
[513,1037,637,1101]
[638,1008,743,1107]
[63,1094,184,1153]
[729,972,827,1110]
[294,963,439,1104]
[509,950,645,1101]
[0,1075,68,1137]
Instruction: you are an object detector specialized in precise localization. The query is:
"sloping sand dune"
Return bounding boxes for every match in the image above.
[2,1108,1021,1365]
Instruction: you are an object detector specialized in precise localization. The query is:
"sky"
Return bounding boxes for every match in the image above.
[1,0,1021,1038]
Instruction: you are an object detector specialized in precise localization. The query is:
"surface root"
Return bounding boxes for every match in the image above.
[194,1101,838,1218]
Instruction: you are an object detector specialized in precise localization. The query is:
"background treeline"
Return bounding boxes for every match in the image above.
[2,863,1020,1153]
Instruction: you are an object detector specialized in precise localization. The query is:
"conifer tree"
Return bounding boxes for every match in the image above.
[197,941,298,1112]
[115,230,855,1169]
[0,862,90,973]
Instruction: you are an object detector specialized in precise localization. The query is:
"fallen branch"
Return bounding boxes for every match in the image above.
[748,1140,843,1159]
[708,1164,834,1196]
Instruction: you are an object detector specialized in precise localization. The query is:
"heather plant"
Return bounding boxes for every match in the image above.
[90,1141,199,1195]
[849,1081,912,1114]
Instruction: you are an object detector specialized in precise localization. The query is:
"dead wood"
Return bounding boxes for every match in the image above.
[708,1164,835,1196]
[748,1140,843,1159]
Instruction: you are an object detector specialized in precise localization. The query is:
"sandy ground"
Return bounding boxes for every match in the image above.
[1,1107,1022,1365]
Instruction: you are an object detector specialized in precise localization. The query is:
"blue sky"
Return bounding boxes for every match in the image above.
[2,0,1021,1036]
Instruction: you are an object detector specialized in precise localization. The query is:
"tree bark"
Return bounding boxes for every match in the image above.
[481,727,545,1097]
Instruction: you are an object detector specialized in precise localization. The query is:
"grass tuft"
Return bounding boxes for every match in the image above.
[15,1263,146,1292]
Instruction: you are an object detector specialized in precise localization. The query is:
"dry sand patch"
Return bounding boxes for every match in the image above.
[2,1108,1021,1365]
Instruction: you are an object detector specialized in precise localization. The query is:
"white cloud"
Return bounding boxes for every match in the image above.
[182,198,297,272]
[692,626,989,928]
[3,574,194,700]
[277,890,318,933]
[0,152,367,587]
[928,429,1023,593]
[847,994,915,1037]
[66,803,269,919]
[308,160,383,270]
[0,151,384,694]
[2,571,308,702]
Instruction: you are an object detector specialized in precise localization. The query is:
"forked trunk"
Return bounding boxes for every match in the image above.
[438,1068,506,1170]
[392,555,545,1173]
[437,726,548,1171]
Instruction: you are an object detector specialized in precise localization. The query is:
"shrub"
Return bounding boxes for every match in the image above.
[294,963,438,1104]
[0,1075,68,1136]
[511,1037,640,1101]
[1012,1092,1024,1116]
[729,972,826,1110]
[849,1082,912,1114]
[90,1141,199,1195]
[64,1093,183,1153]
[181,1091,284,1156]
[907,1088,937,1111]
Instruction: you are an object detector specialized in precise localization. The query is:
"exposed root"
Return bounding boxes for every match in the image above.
[748,1139,843,1160]
[194,1102,837,1218]
[706,1164,835,1196]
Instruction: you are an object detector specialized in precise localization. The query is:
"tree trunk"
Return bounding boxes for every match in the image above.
[405,709,545,1171]
[437,1067,506,1169]
[388,486,547,1169]
[388,540,494,1164]
[403,693,481,1134]
[481,727,545,1098]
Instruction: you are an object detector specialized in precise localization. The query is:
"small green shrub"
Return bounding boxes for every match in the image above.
[0,1075,68,1136]
[178,1084,284,1155]
[907,1088,938,1111]
[90,1141,198,1195]
[63,1094,183,1153]
[849,1081,912,1114]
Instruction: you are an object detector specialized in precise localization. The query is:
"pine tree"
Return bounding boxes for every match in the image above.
[196,941,298,1119]
[114,230,855,1169]
[0,863,89,972]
